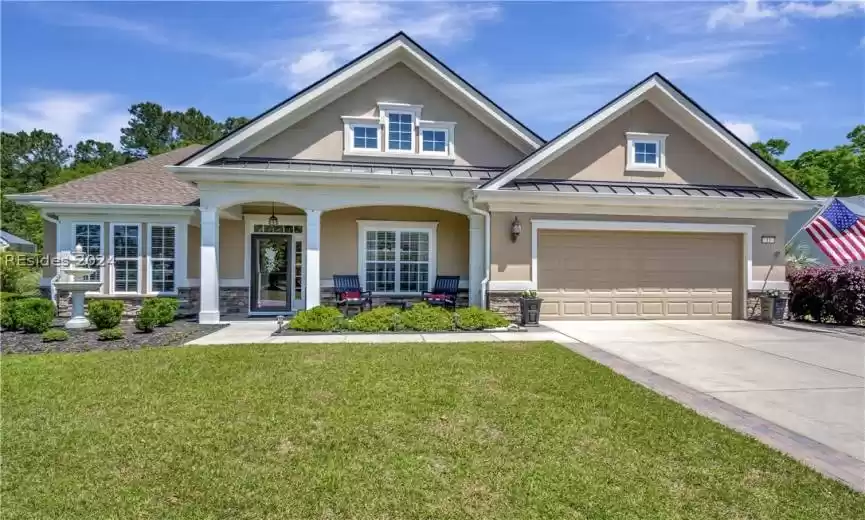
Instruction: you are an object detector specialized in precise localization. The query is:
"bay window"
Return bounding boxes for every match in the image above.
[358,221,437,294]
[110,224,140,293]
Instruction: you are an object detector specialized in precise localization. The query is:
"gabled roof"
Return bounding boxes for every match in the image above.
[22,145,203,206]
[179,32,545,167]
[480,73,812,200]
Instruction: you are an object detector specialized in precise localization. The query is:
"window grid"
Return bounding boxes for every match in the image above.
[634,141,659,165]
[74,224,102,282]
[421,129,447,153]
[112,224,139,293]
[150,225,176,293]
[387,112,413,151]
[352,125,379,150]
[363,229,431,293]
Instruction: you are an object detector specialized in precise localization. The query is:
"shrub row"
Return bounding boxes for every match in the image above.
[1,297,55,333]
[288,303,509,333]
[788,265,865,326]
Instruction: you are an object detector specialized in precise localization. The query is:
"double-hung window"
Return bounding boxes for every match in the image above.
[387,112,414,152]
[359,222,437,294]
[111,224,140,293]
[626,132,667,172]
[149,225,177,294]
[74,223,102,282]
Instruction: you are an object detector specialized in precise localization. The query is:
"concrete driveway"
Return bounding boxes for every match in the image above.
[545,320,864,482]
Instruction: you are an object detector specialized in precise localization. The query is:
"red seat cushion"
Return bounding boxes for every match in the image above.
[427,293,449,302]
[343,290,361,300]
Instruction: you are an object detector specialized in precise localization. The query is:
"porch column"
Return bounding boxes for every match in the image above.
[468,214,485,307]
[199,206,220,324]
[305,209,321,309]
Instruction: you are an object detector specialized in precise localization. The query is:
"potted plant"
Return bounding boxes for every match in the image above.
[519,290,543,327]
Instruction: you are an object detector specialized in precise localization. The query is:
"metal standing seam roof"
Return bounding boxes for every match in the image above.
[207,157,505,180]
[502,179,792,199]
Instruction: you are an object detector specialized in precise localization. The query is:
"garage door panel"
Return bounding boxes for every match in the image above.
[538,230,741,320]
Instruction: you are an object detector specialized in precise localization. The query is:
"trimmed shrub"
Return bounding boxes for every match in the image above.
[98,327,125,341]
[349,306,401,332]
[455,306,509,330]
[42,329,69,343]
[140,298,178,327]
[16,298,55,333]
[87,300,124,330]
[400,303,453,332]
[1,298,21,331]
[288,306,345,332]
[135,305,159,333]
[788,265,865,325]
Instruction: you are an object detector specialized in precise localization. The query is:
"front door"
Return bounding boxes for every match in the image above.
[251,234,291,313]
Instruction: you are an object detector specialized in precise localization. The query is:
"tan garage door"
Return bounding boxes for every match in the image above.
[538,230,741,320]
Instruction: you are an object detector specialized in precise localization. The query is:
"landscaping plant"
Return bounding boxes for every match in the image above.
[135,305,160,333]
[348,306,401,332]
[399,302,453,332]
[788,264,865,325]
[87,300,124,330]
[1,297,21,331]
[98,327,125,341]
[41,329,69,343]
[15,298,55,333]
[455,306,509,330]
[288,306,345,332]
[141,298,179,327]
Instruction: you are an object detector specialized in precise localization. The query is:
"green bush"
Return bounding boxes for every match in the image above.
[288,306,345,332]
[98,327,125,341]
[1,297,21,331]
[147,297,179,326]
[400,303,454,332]
[455,306,509,330]
[348,306,401,332]
[1,252,30,293]
[135,305,159,333]
[42,329,69,342]
[87,300,124,330]
[16,298,55,333]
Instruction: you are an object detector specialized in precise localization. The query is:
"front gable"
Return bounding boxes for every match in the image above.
[244,63,525,167]
[530,100,756,186]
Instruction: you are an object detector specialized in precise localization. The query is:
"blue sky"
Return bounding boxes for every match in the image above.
[2,1,863,156]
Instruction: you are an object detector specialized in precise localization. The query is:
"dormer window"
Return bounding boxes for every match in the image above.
[626,132,667,173]
[342,102,455,160]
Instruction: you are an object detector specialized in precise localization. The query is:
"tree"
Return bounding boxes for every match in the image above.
[175,108,222,145]
[120,102,179,158]
[222,116,250,135]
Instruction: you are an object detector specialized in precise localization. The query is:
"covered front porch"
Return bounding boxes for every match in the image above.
[194,186,485,324]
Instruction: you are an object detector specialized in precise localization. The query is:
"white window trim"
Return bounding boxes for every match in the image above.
[109,223,142,295]
[357,220,438,295]
[626,132,667,173]
[419,120,456,158]
[341,115,381,154]
[384,110,418,153]
[147,224,181,295]
[70,221,105,291]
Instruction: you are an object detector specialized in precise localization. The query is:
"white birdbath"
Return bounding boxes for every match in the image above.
[54,245,103,329]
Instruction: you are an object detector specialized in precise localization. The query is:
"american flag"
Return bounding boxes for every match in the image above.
[805,199,865,265]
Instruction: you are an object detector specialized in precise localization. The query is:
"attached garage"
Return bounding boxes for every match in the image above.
[537,229,742,320]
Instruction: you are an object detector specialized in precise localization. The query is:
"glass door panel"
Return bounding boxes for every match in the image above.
[251,235,291,312]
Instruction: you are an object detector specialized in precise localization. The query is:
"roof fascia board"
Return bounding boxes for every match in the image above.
[24,202,198,217]
[482,201,795,220]
[482,80,656,190]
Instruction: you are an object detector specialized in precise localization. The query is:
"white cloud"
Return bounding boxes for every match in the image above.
[1,91,128,146]
[723,121,760,143]
[708,0,865,30]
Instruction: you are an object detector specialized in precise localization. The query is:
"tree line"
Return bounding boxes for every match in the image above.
[1,99,862,249]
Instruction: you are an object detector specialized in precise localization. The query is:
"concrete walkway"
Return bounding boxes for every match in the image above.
[186,321,571,345]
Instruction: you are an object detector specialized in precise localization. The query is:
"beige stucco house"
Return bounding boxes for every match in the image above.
[13,32,816,323]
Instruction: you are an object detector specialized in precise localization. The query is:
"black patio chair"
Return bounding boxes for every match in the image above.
[333,274,372,314]
[422,275,460,311]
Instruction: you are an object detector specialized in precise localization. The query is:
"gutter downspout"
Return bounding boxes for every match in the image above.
[40,211,60,311]
[467,196,490,309]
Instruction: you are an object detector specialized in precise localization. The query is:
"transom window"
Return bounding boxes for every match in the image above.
[112,224,140,293]
[633,141,658,165]
[149,225,176,293]
[360,222,437,294]
[74,223,102,282]
[387,112,414,151]
[352,125,378,150]
[626,132,667,172]
[421,129,448,153]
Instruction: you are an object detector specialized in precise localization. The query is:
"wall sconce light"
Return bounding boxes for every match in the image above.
[510,216,522,243]
[761,235,776,244]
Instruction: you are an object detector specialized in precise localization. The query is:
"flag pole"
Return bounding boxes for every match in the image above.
[747,195,835,318]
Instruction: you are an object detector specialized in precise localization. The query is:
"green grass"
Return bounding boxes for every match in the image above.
[3,342,862,519]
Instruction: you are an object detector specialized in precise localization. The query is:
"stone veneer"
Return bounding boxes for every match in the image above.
[177,287,249,316]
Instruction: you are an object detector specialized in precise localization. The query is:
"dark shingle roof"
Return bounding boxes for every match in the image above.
[32,145,203,206]
[503,179,791,199]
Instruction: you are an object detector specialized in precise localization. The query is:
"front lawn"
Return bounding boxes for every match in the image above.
[3,343,862,518]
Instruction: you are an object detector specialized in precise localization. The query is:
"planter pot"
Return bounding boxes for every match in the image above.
[773,296,788,321]
[519,297,543,327]
[760,296,777,322]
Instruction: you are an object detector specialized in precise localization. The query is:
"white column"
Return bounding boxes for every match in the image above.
[305,209,321,309]
[199,206,220,324]
[468,214,485,307]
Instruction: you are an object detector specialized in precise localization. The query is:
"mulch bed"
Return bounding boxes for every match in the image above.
[0,319,226,355]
